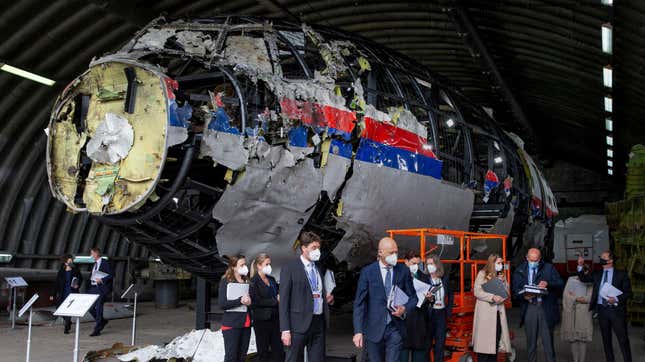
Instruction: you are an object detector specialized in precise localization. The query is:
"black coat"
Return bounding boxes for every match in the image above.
[218,278,251,328]
[55,265,83,306]
[87,259,114,296]
[512,260,564,329]
[279,258,329,334]
[402,271,430,350]
[249,274,279,322]
[578,268,632,313]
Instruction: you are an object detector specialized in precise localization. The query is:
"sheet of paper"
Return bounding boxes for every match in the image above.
[567,278,588,298]
[599,282,623,299]
[324,270,336,295]
[226,283,250,313]
[413,278,431,308]
[91,270,109,282]
[388,285,410,310]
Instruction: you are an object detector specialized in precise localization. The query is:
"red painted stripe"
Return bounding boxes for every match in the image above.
[363,117,437,159]
[279,98,355,134]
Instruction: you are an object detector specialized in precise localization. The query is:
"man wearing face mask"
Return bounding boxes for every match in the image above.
[512,248,563,362]
[352,237,418,362]
[279,231,333,362]
[577,251,632,362]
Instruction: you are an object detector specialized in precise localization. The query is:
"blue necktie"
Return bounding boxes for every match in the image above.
[308,264,320,313]
[385,266,392,324]
[601,270,608,306]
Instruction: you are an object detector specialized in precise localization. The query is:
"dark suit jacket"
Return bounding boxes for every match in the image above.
[219,278,251,328]
[578,268,632,313]
[250,274,279,321]
[427,274,454,320]
[512,260,563,329]
[279,257,329,334]
[353,261,418,343]
[88,259,113,296]
[55,265,83,306]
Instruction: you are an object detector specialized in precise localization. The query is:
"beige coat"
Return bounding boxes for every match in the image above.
[561,276,593,342]
[472,270,512,354]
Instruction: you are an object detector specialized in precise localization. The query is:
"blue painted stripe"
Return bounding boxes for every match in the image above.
[330,139,353,158]
[355,138,443,179]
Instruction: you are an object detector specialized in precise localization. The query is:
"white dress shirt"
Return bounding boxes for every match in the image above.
[91,258,102,286]
[379,261,394,287]
[431,277,445,309]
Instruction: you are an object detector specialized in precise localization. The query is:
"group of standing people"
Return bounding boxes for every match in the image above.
[54,239,634,362]
[54,247,113,337]
[219,231,333,362]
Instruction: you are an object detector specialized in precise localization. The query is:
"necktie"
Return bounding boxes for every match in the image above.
[601,270,608,306]
[308,264,320,313]
[385,267,392,324]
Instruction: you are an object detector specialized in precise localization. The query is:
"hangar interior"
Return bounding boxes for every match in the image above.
[0,1,644,362]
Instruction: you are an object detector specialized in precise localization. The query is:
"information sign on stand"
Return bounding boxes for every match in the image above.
[19,294,39,362]
[5,276,28,329]
[54,294,100,362]
[121,284,138,346]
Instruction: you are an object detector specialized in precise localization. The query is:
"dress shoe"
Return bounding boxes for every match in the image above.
[99,319,109,332]
[64,328,70,334]
[90,331,100,337]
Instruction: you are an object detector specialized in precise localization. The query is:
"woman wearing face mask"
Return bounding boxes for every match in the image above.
[219,254,252,362]
[249,253,284,362]
[55,254,83,334]
[425,254,453,362]
[561,262,593,362]
[400,250,430,362]
[472,254,512,362]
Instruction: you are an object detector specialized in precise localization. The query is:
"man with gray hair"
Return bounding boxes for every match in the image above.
[512,248,563,362]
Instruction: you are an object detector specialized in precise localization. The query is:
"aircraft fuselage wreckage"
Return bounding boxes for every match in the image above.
[46,17,557,296]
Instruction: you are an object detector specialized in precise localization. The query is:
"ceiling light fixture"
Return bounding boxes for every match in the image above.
[602,23,613,54]
[0,62,55,86]
[603,65,612,88]
[606,135,613,146]
[604,96,612,112]
[605,118,613,132]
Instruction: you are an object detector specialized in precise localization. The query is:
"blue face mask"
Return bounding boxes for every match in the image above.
[528,261,539,269]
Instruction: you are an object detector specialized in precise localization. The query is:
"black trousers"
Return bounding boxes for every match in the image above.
[63,317,72,331]
[286,315,325,362]
[223,327,252,362]
[477,311,502,362]
[254,318,285,362]
[598,306,632,362]
[88,290,106,333]
[428,309,447,362]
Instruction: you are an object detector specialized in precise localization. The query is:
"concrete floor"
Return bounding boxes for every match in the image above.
[1,301,644,361]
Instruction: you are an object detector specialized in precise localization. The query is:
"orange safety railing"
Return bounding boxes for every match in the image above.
[388,228,510,312]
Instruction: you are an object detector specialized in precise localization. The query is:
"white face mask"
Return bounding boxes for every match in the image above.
[409,264,419,274]
[237,265,249,276]
[427,264,437,274]
[309,248,321,262]
[261,265,272,275]
[495,263,504,272]
[385,253,398,266]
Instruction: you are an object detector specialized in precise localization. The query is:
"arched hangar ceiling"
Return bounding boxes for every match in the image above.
[0,0,641,279]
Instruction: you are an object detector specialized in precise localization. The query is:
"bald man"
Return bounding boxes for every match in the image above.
[352,237,418,362]
[512,248,563,362]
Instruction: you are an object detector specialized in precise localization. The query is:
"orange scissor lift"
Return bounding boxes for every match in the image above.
[387,228,513,362]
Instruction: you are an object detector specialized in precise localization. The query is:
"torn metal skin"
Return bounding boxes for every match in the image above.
[45,17,558,287]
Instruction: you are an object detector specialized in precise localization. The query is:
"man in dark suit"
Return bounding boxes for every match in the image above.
[87,247,113,337]
[512,248,563,362]
[279,231,333,362]
[352,237,418,362]
[577,251,633,362]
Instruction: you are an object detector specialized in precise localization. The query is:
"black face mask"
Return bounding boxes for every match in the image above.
[599,258,610,266]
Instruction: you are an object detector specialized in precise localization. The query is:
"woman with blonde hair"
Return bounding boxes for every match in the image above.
[425,254,453,362]
[249,253,284,361]
[561,263,593,362]
[219,254,252,362]
[472,254,512,362]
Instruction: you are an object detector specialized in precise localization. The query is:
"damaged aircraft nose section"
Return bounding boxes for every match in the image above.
[45,16,557,284]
